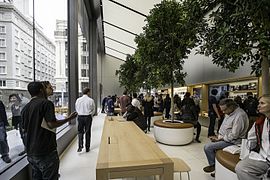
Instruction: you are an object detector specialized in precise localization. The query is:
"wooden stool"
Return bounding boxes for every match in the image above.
[171,158,191,180]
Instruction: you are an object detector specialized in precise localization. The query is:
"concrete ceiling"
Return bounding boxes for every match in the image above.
[101,0,161,61]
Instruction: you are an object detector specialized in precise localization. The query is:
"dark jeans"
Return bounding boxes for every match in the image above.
[77,115,93,150]
[145,116,151,130]
[0,123,9,157]
[195,122,201,140]
[208,113,217,137]
[27,150,59,180]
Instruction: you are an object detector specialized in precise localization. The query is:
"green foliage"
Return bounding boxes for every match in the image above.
[135,0,207,87]
[199,0,270,76]
[115,54,140,92]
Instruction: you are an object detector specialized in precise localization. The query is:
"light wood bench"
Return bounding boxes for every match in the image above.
[171,158,191,180]
[96,116,174,180]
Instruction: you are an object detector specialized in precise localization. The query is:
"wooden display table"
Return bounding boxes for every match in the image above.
[96,116,173,180]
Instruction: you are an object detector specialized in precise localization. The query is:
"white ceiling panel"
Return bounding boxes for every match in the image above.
[105,48,127,61]
[104,24,137,48]
[111,0,162,15]
[101,0,162,60]
[105,37,135,55]
[103,0,147,34]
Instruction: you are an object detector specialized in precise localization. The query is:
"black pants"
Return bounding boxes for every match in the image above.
[208,113,216,137]
[145,116,151,130]
[27,150,59,180]
[77,115,92,150]
[194,122,201,140]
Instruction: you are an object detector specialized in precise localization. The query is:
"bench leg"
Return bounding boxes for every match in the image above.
[187,172,190,180]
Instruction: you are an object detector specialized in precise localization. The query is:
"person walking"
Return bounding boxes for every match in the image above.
[0,100,11,163]
[21,81,77,180]
[75,87,95,152]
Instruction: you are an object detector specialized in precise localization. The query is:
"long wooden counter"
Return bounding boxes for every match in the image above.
[96,116,173,180]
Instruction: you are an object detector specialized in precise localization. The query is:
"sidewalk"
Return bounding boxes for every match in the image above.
[0,129,25,173]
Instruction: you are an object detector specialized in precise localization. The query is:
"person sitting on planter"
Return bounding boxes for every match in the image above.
[235,94,270,180]
[181,92,201,143]
[124,104,147,132]
[203,98,249,177]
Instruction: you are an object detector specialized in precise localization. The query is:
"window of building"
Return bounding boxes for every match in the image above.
[81,69,87,77]
[15,55,20,63]
[16,67,20,76]
[0,26,6,34]
[81,56,88,64]
[0,66,6,74]
[15,42,19,50]
[16,81,20,87]
[81,82,89,90]
[0,52,6,60]
[0,38,6,47]
[15,29,19,37]
[82,42,87,51]
[0,80,6,87]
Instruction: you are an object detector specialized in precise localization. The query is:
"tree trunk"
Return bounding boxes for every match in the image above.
[171,72,174,121]
[261,53,270,94]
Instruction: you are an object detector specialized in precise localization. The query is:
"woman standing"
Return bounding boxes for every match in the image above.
[142,93,154,132]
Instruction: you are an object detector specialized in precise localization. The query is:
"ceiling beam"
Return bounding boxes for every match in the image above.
[105,46,128,56]
[103,21,138,36]
[105,36,136,50]
[108,0,147,18]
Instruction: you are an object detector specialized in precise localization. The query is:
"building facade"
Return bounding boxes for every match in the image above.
[0,2,56,104]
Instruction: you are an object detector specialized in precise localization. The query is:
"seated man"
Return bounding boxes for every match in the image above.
[203,98,249,176]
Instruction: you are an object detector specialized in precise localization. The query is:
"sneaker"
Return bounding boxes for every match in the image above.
[77,148,82,152]
[195,139,201,143]
[86,148,90,152]
[203,165,215,173]
[210,173,215,177]
[2,156,11,163]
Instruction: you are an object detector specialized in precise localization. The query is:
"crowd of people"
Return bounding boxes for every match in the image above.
[1,83,270,180]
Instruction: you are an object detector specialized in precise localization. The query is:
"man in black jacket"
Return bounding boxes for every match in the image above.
[0,100,11,163]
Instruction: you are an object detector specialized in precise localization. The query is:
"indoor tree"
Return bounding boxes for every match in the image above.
[135,0,207,121]
[115,54,141,93]
[199,0,270,94]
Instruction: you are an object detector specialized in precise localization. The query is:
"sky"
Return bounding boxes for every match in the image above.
[29,0,67,41]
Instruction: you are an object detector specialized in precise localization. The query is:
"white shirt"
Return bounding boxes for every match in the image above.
[75,95,95,116]
[248,118,270,162]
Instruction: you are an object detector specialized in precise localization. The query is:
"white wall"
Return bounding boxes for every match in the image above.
[183,48,253,85]
[100,54,124,99]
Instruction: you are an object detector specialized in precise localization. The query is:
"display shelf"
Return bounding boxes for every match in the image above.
[228,90,257,93]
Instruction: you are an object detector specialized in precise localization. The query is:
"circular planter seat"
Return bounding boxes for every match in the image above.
[150,111,164,127]
[215,150,240,180]
[153,120,194,145]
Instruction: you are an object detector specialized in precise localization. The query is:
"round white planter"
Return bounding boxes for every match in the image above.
[154,120,194,145]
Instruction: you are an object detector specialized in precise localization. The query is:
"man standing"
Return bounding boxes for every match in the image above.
[208,89,221,137]
[75,88,95,152]
[21,81,77,180]
[203,98,249,176]
[119,90,130,115]
[0,100,11,163]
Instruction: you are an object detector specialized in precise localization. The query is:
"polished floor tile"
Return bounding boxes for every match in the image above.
[59,114,214,180]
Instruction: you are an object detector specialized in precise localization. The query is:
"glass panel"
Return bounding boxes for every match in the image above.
[0,0,68,169]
